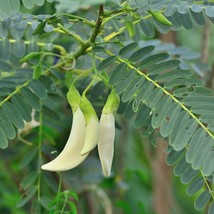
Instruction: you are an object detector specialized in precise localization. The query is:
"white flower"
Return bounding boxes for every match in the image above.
[97,90,119,177]
[41,107,89,171]
[98,113,115,177]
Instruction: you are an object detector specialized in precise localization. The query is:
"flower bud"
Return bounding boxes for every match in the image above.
[98,90,120,177]
[41,107,88,171]
[98,113,115,177]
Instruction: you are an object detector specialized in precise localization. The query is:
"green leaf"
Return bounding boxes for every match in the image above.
[0,59,13,71]
[134,81,154,105]
[145,88,163,109]
[160,102,181,138]
[178,12,193,30]
[184,96,214,107]
[121,75,145,102]
[109,63,127,85]
[19,147,38,169]
[115,70,136,95]
[129,45,155,62]
[27,41,39,53]
[155,69,193,82]
[168,111,189,144]
[31,200,41,214]
[123,100,135,120]
[173,119,198,151]
[29,79,47,99]
[43,172,58,193]
[21,0,34,9]
[39,76,55,92]
[11,94,32,122]
[194,191,211,210]
[151,96,172,129]
[40,196,52,210]
[186,177,204,196]
[119,42,138,56]
[139,53,169,70]
[202,151,214,176]
[190,10,205,25]
[186,128,206,164]
[13,39,26,58]
[2,102,25,129]
[147,59,180,75]
[98,56,116,70]
[164,78,204,90]
[21,87,42,111]
[34,0,45,6]
[0,38,11,60]
[140,18,155,38]
[0,126,8,149]
[191,104,214,115]
[16,186,37,208]
[174,156,190,177]
[153,18,171,34]
[117,101,127,115]
[0,0,12,15]
[20,171,38,190]
[180,167,198,184]
[208,203,214,214]
[0,108,16,138]
[134,105,152,128]
[173,87,190,98]
[166,149,184,166]
[191,137,212,170]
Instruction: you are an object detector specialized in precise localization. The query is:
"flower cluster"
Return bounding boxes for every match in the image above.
[41,84,120,177]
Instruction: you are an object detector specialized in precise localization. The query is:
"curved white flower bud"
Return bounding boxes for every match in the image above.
[98,113,115,177]
[98,90,120,177]
[80,96,99,155]
[41,85,88,171]
[41,108,88,171]
[41,107,88,171]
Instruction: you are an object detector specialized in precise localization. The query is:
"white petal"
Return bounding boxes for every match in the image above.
[41,108,89,171]
[81,118,99,155]
[98,113,115,177]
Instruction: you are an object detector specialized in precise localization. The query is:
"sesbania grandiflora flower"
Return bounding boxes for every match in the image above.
[98,90,120,177]
[80,95,99,155]
[41,84,89,171]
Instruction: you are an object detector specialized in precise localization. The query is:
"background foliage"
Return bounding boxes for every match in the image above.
[0,0,214,213]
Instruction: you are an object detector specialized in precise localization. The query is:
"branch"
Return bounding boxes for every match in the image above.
[72,5,104,59]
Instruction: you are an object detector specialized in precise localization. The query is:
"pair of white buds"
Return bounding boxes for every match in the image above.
[41,85,120,177]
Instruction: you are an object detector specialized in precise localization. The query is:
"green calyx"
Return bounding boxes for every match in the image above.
[103,90,120,114]
[67,84,81,112]
[80,95,98,124]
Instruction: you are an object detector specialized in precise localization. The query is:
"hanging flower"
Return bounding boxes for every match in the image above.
[41,84,89,171]
[41,107,88,171]
[98,91,120,177]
